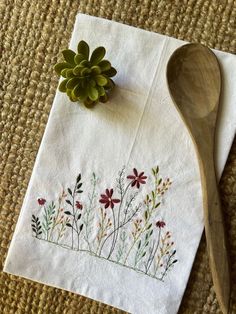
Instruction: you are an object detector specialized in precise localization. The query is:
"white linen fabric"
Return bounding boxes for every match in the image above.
[4,14,236,314]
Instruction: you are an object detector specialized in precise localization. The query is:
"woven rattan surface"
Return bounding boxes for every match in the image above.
[0,1,235,313]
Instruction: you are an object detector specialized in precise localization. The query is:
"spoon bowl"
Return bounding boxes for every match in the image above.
[167,43,230,314]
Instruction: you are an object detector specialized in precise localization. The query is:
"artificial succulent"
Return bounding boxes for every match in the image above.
[54,40,117,108]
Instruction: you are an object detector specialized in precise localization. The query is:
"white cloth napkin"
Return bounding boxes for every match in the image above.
[4,13,236,314]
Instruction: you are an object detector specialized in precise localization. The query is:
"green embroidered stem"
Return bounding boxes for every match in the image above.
[123,169,160,264]
[96,208,112,255]
[84,173,97,250]
[160,250,177,281]
[99,203,141,257]
[48,194,64,241]
[107,206,117,258]
[145,227,161,273]
[116,230,127,263]
[42,202,55,241]
[107,181,132,258]
[32,166,177,282]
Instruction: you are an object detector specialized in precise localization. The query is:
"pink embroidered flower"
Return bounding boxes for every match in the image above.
[99,189,120,209]
[127,168,147,188]
[76,201,83,210]
[37,198,46,206]
[156,221,166,228]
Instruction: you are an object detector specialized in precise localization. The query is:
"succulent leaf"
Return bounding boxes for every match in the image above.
[98,60,111,71]
[81,67,91,76]
[97,86,105,96]
[66,69,75,78]
[91,66,101,74]
[73,65,84,76]
[55,40,117,108]
[61,68,68,78]
[59,79,69,92]
[103,67,117,77]
[104,78,115,90]
[72,85,87,100]
[66,77,79,90]
[90,47,106,65]
[74,53,86,64]
[99,93,108,103]
[54,62,73,75]
[62,49,76,65]
[88,85,99,101]
[79,60,90,67]
[95,75,108,86]
[84,98,96,108]
[77,41,89,60]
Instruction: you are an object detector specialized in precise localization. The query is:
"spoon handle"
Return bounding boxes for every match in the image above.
[198,153,230,314]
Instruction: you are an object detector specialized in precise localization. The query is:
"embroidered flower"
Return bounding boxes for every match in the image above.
[127,168,147,188]
[76,201,83,210]
[37,198,46,206]
[156,220,166,228]
[99,188,120,209]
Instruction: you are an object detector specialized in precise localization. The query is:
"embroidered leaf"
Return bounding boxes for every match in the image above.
[138,240,141,249]
[31,214,43,238]
[76,174,81,183]
[77,183,82,189]
[144,210,148,220]
[64,211,72,215]
[31,165,177,282]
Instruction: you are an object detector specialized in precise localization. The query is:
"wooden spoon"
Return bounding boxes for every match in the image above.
[166,43,230,314]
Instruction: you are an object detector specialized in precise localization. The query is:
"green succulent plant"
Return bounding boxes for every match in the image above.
[54,40,117,108]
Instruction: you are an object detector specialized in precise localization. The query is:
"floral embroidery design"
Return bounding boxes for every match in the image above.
[31,166,177,281]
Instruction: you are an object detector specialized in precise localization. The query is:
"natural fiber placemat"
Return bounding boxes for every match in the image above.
[0,1,235,313]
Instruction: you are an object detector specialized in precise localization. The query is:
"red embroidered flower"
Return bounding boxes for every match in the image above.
[99,189,120,209]
[127,168,147,188]
[156,221,166,228]
[37,198,46,206]
[76,201,83,210]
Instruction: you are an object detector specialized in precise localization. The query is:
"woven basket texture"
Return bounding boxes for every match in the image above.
[0,1,235,313]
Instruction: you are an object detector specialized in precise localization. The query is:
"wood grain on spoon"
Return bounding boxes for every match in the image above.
[166,43,230,314]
